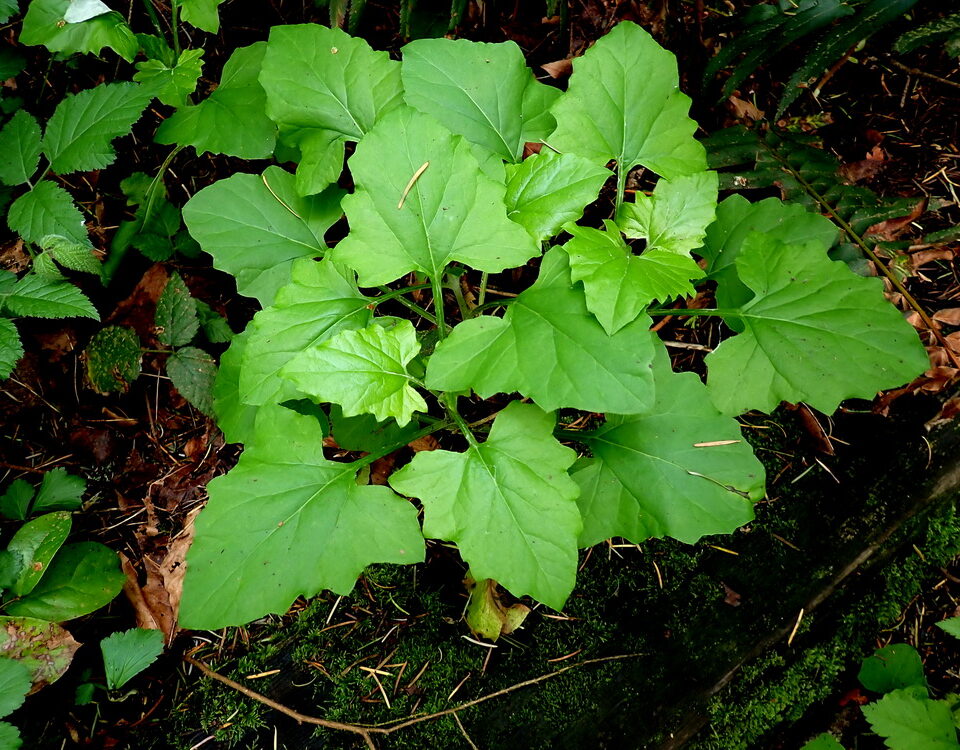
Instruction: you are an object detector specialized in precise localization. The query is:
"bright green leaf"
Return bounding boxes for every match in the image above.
[801,734,845,750]
[85,325,141,393]
[0,659,30,719]
[182,166,344,306]
[1,273,98,320]
[332,106,538,286]
[33,468,85,513]
[572,343,764,547]
[705,235,929,415]
[549,21,706,179]
[134,48,203,107]
[0,616,80,691]
[260,24,403,174]
[859,644,928,693]
[100,628,164,691]
[504,150,611,242]
[0,110,41,186]
[390,401,581,610]
[37,235,101,275]
[6,511,71,596]
[42,82,150,175]
[20,0,138,61]
[155,273,198,347]
[401,37,559,162]
[0,479,33,521]
[166,346,216,417]
[156,43,276,159]
[0,722,21,749]
[564,220,703,335]
[426,248,657,414]
[180,406,424,628]
[328,405,420,454]
[176,0,223,33]
[241,258,372,406]
[617,171,718,254]
[0,318,23,380]
[7,181,92,248]
[291,129,346,196]
[701,194,839,311]
[212,330,258,444]
[862,688,960,750]
[283,318,427,426]
[937,617,960,640]
[4,542,125,621]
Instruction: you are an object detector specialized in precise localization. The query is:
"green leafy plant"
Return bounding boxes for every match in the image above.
[895,11,960,56]
[100,628,164,691]
[171,21,927,631]
[704,0,923,116]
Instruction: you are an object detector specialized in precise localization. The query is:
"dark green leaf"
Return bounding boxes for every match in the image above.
[85,326,141,394]
[32,468,85,513]
[7,181,92,249]
[0,318,23,380]
[859,644,927,693]
[134,48,203,107]
[0,479,33,521]
[0,658,30,718]
[0,110,41,186]
[155,273,199,347]
[6,511,72,596]
[166,346,216,417]
[20,0,138,61]
[100,628,164,691]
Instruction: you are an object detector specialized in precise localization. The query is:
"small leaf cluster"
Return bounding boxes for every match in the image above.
[154,22,929,630]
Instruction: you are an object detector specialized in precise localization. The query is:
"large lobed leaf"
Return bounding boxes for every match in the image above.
[391,402,581,610]
[332,106,538,285]
[42,82,151,175]
[182,166,344,306]
[706,234,929,415]
[180,406,424,628]
[549,21,706,179]
[401,37,560,162]
[20,0,138,61]
[573,343,764,547]
[426,248,657,414]
[617,171,718,255]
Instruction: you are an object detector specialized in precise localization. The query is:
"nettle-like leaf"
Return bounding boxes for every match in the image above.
[550,20,706,180]
[155,273,199,347]
[260,24,402,195]
[85,325,141,394]
[564,220,703,336]
[42,82,151,175]
[134,48,204,107]
[0,110,42,186]
[427,248,657,414]
[0,272,98,320]
[333,107,538,285]
[0,318,23,379]
[180,406,424,628]
[504,150,611,242]
[862,687,959,750]
[706,234,930,415]
[167,346,216,417]
[618,171,718,254]
[701,194,839,311]
[391,402,581,610]
[241,258,372,407]
[156,43,276,159]
[20,0,138,61]
[401,37,560,162]
[36,235,101,276]
[573,343,764,547]
[283,318,426,426]
[7,181,92,248]
[182,166,344,306]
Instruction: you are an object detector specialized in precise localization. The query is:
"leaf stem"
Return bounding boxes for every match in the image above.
[647,308,730,318]
[614,166,627,217]
[442,394,480,449]
[447,274,472,320]
[376,287,440,327]
[431,274,447,340]
[170,0,181,57]
[554,428,591,442]
[477,272,489,307]
[140,0,166,40]
[353,420,453,470]
[371,284,432,306]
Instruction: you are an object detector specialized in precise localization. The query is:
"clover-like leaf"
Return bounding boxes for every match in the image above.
[42,82,151,175]
[0,111,42,187]
[260,24,402,189]
[426,248,657,414]
[4,542,125,621]
[549,21,706,179]
[504,150,611,242]
[182,166,344,306]
[100,628,164,691]
[390,401,581,610]
[241,258,372,407]
[617,171,718,254]
[134,48,203,107]
[706,234,929,415]
[701,195,839,311]
[332,107,538,286]
[564,220,704,335]
[283,319,426,426]
[7,181,92,249]
[401,37,560,162]
[20,0,138,61]
[180,406,424,628]
[572,343,764,547]
[862,688,959,750]
[156,43,276,159]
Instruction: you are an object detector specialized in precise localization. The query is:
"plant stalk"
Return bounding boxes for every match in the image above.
[431,275,447,340]
[442,394,480,449]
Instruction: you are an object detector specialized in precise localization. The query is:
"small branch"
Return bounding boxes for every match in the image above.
[886,58,960,92]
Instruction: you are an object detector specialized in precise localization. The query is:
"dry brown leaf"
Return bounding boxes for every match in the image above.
[540,58,573,79]
[722,582,742,607]
[408,435,440,452]
[865,199,926,241]
[911,247,955,269]
[840,145,887,184]
[726,95,764,123]
[159,506,200,637]
[934,308,960,326]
